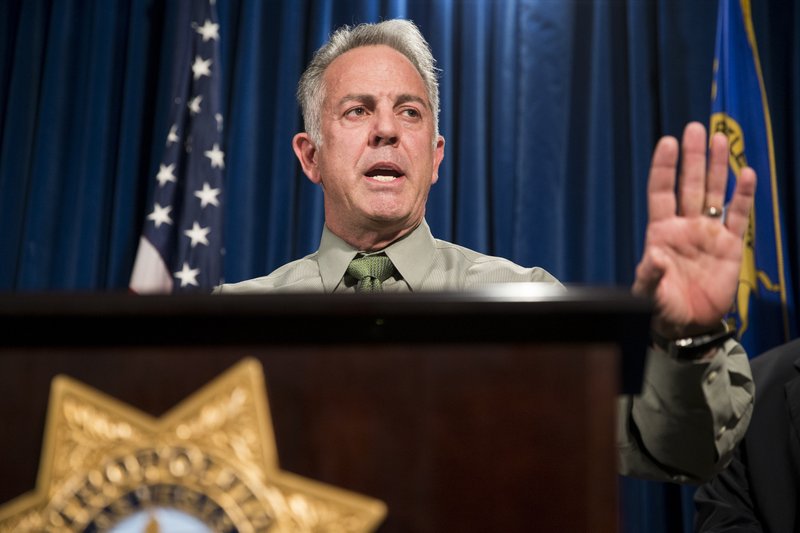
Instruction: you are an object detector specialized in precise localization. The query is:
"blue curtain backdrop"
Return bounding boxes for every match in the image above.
[1,1,798,531]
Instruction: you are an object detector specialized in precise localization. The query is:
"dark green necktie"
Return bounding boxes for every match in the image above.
[347,255,395,293]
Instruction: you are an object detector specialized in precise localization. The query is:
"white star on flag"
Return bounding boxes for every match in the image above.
[188,95,202,115]
[156,163,177,187]
[194,182,221,208]
[147,203,173,228]
[184,221,211,247]
[204,143,225,168]
[166,124,179,146]
[191,55,212,80]
[174,262,200,287]
[129,0,225,294]
[195,19,219,42]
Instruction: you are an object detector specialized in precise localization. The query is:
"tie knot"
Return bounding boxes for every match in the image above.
[347,255,395,292]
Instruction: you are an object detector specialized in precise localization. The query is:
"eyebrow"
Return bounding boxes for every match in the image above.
[396,94,429,109]
[337,93,430,110]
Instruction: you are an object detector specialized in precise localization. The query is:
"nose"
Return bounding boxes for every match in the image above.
[369,109,400,147]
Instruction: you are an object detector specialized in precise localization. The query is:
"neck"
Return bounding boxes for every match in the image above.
[327,220,421,252]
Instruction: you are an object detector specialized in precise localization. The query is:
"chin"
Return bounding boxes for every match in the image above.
[365,210,415,227]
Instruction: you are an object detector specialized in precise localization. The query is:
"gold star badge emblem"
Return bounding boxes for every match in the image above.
[0,357,386,532]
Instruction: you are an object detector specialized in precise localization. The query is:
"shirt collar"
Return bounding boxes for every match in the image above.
[383,220,436,291]
[317,220,437,292]
[318,226,359,293]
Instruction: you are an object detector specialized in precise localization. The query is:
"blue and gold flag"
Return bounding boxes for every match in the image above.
[710,0,795,355]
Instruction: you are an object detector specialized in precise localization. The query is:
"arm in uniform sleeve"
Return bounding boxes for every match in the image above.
[616,338,754,483]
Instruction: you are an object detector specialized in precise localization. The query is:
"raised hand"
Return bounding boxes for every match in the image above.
[632,122,756,339]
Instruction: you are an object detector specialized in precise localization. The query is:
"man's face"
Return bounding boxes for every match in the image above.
[293,45,445,247]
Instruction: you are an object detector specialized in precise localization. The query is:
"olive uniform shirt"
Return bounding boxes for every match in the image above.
[216,220,754,482]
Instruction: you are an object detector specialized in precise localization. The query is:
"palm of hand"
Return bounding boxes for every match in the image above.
[637,216,743,337]
[633,123,756,339]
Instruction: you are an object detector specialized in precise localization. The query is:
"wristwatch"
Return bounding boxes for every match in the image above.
[651,324,736,360]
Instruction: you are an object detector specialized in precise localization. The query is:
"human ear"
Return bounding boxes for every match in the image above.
[431,135,445,184]
[292,132,321,184]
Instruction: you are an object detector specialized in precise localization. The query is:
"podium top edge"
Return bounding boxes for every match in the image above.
[0,285,651,317]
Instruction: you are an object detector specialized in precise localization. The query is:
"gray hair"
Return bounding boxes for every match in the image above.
[297,19,440,145]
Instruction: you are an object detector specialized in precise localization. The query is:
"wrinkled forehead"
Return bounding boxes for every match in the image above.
[322,45,430,108]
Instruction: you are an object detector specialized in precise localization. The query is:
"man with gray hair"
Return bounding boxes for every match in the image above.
[217,19,756,483]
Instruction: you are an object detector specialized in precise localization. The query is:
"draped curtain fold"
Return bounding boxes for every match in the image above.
[1,1,798,531]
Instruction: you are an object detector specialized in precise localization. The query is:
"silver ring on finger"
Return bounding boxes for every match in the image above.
[703,205,724,219]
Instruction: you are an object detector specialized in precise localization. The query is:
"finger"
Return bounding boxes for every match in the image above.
[705,132,729,211]
[724,166,757,238]
[678,122,708,216]
[647,135,679,223]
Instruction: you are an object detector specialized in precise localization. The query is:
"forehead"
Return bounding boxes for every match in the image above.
[323,45,428,104]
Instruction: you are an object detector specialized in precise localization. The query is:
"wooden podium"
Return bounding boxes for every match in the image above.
[0,288,651,532]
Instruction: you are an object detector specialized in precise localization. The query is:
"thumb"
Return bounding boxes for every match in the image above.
[632,248,666,299]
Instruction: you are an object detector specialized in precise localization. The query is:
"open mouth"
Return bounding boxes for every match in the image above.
[365,163,404,182]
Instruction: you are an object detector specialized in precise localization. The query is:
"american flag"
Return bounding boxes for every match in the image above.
[129,0,224,293]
